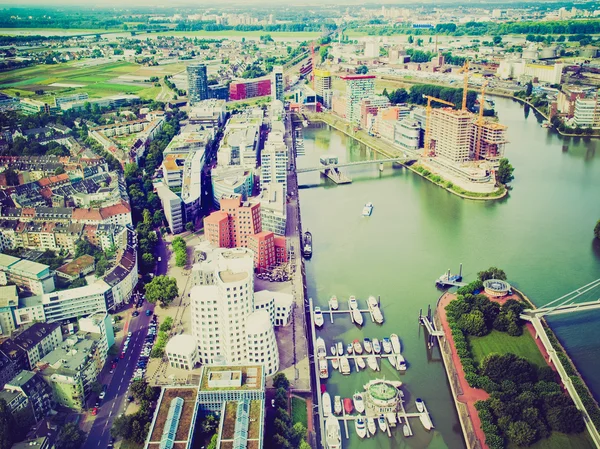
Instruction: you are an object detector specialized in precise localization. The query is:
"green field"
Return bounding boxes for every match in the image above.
[468,330,548,368]
[291,396,307,428]
[0,60,184,102]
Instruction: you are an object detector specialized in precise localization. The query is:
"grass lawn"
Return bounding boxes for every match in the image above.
[120,440,143,449]
[291,396,307,427]
[468,330,548,368]
[508,430,594,449]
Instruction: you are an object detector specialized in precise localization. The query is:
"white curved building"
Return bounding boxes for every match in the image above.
[246,310,279,376]
[165,334,199,370]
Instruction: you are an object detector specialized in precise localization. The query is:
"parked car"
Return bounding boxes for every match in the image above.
[99,392,105,400]
[146,310,152,316]
[92,407,98,415]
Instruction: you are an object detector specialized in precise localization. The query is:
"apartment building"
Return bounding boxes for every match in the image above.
[247,231,288,272]
[260,122,288,193]
[271,65,284,102]
[429,108,474,163]
[313,69,332,105]
[155,182,184,234]
[0,285,18,336]
[165,334,199,371]
[573,97,600,129]
[394,119,421,152]
[2,370,54,422]
[0,254,55,295]
[360,95,391,130]
[255,184,286,236]
[187,64,209,105]
[229,78,271,101]
[188,99,227,127]
[211,166,254,208]
[342,75,376,124]
[0,323,63,371]
[205,194,261,248]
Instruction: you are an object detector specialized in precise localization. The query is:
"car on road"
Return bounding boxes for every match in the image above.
[128,331,132,337]
[91,407,98,415]
[120,352,125,359]
[99,391,105,400]
[146,310,152,316]
[132,311,139,317]
[128,396,134,402]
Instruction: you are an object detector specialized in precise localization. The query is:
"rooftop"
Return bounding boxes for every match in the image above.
[38,335,97,374]
[148,387,198,446]
[218,269,248,284]
[165,334,197,355]
[199,365,264,392]
[56,255,95,277]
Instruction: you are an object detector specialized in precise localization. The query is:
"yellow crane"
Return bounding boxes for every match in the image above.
[474,81,490,160]
[458,60,470,111]
[423,95,456,157]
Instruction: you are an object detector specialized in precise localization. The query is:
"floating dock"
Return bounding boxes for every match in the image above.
[323,297,383,325]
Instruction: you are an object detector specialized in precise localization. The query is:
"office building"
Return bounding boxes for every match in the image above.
[247,231,288,272]
[0,254,55,295]
[342,75,376,124]
[497,59,564,85]
[40,280,114,323]
[272,66,284,102]
[205,194,261,249]
[229,78,271,101]
[78,312,115,356]
[245,310,279,375]
[260,122,288,193]
[254,291,293,327]
[211,166,254,208]
[313,69,332,104]
[2,370,54,422]
[364,40,380,58]
[573,97,600,129]
[428,108,475,163]
[155,182,184,234]
[394,119,421,152]
[187,64,209,105]
[0,285,18,336]
[255,184,286,236]
[165,334,199,370]
[188,99,227,127]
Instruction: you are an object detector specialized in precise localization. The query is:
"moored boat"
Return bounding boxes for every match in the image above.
[316,337,327,358]
[396,354,407,372]
[329,295,339,310]
[372,338,381,354]
[353,393,365,414]
[388,355,397,368]
[367,418,377,436]
[367,355,379,371]
[325,415,341,449]
[386,412,397,427]
[343,398,353,414]
[403,424,410,437]
[334,396,342,415]
[390,333,401,354]
[336,341,344,355]
[340,356,351,375]
[356,356,366,370]
[346,343,353,355]
[322,392,332,417]
[330,345,337,356]
[314,307,324,327]
[331,358,339,370]
[348,296,358,309]
[353,339,363,354]
[415,398,424,413]
[378,414,387,432]
[368,296,384,324]
[362,202,373,217]
[363,338,372,353]
[382,337,392,354]
[319,358,329,379]
[352,309,364,326]
[302,231,313,259]
[355,418,367,438]
[420,412,434,431]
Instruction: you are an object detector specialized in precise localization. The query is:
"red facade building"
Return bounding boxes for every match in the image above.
[229,79,272,101]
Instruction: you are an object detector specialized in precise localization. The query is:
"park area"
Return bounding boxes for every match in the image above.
[0,59,186,102]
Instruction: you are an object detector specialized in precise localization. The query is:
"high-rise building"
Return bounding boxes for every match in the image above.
[260,122,288,193]
[429,108,474,163]
[187,64,209,105]
[313,69,332,105]
[272,66,284,102]
[341,75,376,124]
[573,97,600,129]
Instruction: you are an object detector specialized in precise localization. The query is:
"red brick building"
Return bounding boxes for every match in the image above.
[248,231,288,271]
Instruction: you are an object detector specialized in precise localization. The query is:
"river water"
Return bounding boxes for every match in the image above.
[298,96,600,449]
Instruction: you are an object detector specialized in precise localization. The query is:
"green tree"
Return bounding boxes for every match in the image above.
[356,65,369,74]
[200,414,218,435]
[90,381,103,395]
[185,222,194,232]
[545,406,585,434]
[274,388,288,410]
[207,434,218,449]
[130,380,148,401]
[55,423,86,449]
[272,372,290,391]
[0,398,18,449]
[144,275,179,306]
[506,421,536,446]
[111,415,132,440]
[594,220,600,240]
[458,310,488,336]
[408,35,414,44]
[289,422,307,448]
[159,316,173,332]
[493,35,502,45]
[477,267,507,281]
[496,158,515,185]
[525,80,533,96]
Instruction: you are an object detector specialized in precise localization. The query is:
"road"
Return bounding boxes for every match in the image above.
[81,303,154,449]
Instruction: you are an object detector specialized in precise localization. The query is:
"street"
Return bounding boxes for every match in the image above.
[81,302,154,449]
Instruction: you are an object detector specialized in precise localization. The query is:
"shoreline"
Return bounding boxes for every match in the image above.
[305,113,507,201]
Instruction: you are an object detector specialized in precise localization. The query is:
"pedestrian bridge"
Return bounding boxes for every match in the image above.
[296,156,414,174]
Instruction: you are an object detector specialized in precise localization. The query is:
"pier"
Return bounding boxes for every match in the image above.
[322,296,383,325]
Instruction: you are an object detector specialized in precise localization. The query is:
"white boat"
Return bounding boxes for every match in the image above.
[319,358,329,379]
[331,358,339,370]
[355,418,367,438]
[386,413,397,427]
[372,338,381,354]
[362,202,373,217]
[388,355,397,368]
[382,337,392,354]
[314,307,324,327]
[403,424,410,437]
[367,418,377,436]
[353,393,365,414]
[347,343,353,355]
[322,392,332,417]
[348,296,358,309]
[334,395,342,415]
[352,309,364,326]
[390,333,401,354]
[378,414,387,432]
[336,341,344,355]
[316,337,327,358]
[367,355,379,371]
[420,412,434,431]
[330,345,337,356]
[367,296,384,324]
[396,354,407,372]
[353,340,363,354]
[329,296,339,310]
[363,338,372,353]
[340,356,351,375]
[415,398,424,413]
[356,356,366,370]
[325,415,341,449]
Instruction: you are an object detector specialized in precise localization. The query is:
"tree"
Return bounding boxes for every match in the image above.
[408,35,414,44]
[274,389,288,410]
[144,275,179,306]
[506,421,536,447]
[594,220,600,240]
[496,158,514,184]
[545,406,585,434]
[458,310,488,336]
[130,380,148,401]
[159,316,173,332]
[356,65,369,74]
[289,422,307,449]
[493,35,502,45]
[56,423,85,449]
[525,80,533,97]
[55,166,66,175]
[185,222,194,232]
[477,267,507,281]
[90,381,103,395]
[207,434,218,449]
[272,373,290,391]
[0,398,18,449]
[200,414,218,435]
[111,415,132,440]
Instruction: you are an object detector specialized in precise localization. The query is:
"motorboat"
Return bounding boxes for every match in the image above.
[330,345,337,356]
[367,418,377,436]
[336,341,344,355]
[331,358,339,370]
[334,396,342,415]
[316,337,327,358]
[314,307,324,327]
[382,337,392,353]
[325,415,341,449]
[319,358,329,379]
[420,412,434,431]
[368,296,384,324]
[347,343,353,355]
[372,338,381,354]
[353,393,365,414]
[386,413,397,427]
[340,356,351,375]
[322,392,332,417]
[378,415,387,432]
[356,356,366,370]
[348,296,358,309]
[352,309,364,326]
[343,398,353,414]
[362,202,373,217]
[367,355,379,371]
[355,418,367,438]
[302,231,313,259]
[396,354,407,372]
[390,333,401,354]
[403,424,410,437]
[388,355,397,368]
[363,338,373,353]
[329,295,339,310]
[353,339,363,354]
[415,398,424,413]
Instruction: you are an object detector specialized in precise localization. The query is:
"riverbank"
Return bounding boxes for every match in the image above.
[304,112,507,201]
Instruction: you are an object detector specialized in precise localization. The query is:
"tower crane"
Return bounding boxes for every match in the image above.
[475,81,490,160]
[458,60,470,111]
[423,95,456,157]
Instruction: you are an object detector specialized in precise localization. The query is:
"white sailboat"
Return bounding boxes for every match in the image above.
[368,296,384,324]
[322,392,332,417]
[356,356,366,370]
[325,415,341,449]
[316,337,327,358]
[396,354,407,372]
[415,398,424,413]
[339,356,351,375]
[382,337,392,354]
[348,296,358,309]
[363,338,372,353]
[336,341,344,355]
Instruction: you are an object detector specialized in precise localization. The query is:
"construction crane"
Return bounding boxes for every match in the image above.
[423,95,456,157]
[458,60,470,111]
[474,81,490,160]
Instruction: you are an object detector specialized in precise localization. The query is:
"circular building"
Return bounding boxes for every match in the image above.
[367,380,399,410]
[246,310,279,376]
[165,334,200,370]
[483,279,512,297]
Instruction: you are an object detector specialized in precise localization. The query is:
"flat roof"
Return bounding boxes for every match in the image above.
[340,74,376,80]
[199,365,264,392]
[147,387,198,446]
[218,270,248,284]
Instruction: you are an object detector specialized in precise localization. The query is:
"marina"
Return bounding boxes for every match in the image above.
[312,295,385,325]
